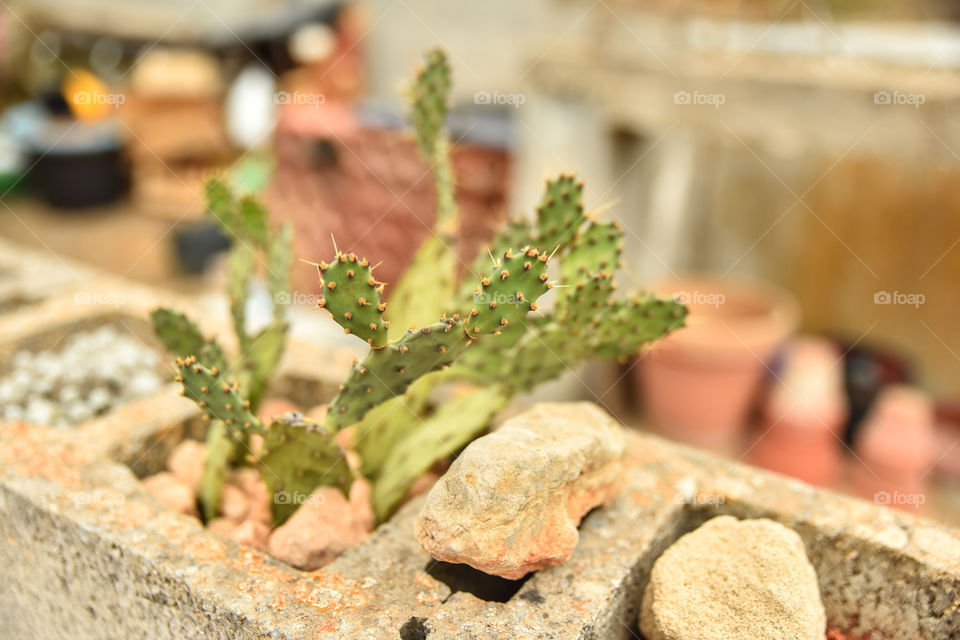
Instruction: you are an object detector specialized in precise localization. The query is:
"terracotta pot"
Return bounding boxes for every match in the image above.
[747,338,848,487]
[850,385,937,511]
[638,277,799,452]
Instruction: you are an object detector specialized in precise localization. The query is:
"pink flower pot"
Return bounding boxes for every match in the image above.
[850,385,937,512]
[638,277,799,452]
[747,338,848,487]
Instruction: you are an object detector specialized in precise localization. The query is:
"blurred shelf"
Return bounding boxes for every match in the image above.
[0,196,195,287]
[16,0,341,45]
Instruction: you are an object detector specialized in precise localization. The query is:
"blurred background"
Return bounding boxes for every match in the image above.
[1,0,959,523]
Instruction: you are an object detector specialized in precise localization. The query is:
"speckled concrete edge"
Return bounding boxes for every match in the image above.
[2,410,959,640]
[0,284,355,474]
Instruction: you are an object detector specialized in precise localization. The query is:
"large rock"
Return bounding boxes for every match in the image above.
[640,516,826,640]
[414,402,626,580]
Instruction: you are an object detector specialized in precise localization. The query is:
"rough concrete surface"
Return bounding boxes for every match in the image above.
[0,251,958,639]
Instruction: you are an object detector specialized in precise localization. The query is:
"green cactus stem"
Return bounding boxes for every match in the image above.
[150,308,229,374]
[387,48,458,336]
[259,413,353,525]
[534,173,587,254]
[176,357,264,436]
[315,252,388,347]
[198,420,235,521]
[320,247,551,431]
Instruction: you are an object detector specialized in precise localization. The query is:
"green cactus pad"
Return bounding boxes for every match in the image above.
[409,48,451,159]
[325,317,470,430]
[592,294,688,358]
[150,308,228,373]
[459,220,534,299]
[259,413,353,525]
[226,243,255,349]
[371,386,508,521]
[176,357,264,436]
[467,247,551,336]
[317,252,388,348]
[206,178,270,247]
[534,174,587,254]
[503,323,579,391]
[561,221,624,279]
[558,271,617,327]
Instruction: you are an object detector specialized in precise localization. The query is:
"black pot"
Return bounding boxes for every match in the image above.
[25,119,127,209]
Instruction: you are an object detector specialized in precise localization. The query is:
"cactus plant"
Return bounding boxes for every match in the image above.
[175,356,351,524]
[161,46,688,531]
[317,245,553,431]
[151,175,293,520]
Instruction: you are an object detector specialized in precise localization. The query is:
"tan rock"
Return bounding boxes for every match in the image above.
[230,469,272,526]
[640,516,826,640]
[414,402,626,580]
[227,520,271,552]
[348,477,375,533]
[142,472,198,517]
[207,517,238,536]
[268,479,374,570]
[217,484,249,522]
[166,440,206,493]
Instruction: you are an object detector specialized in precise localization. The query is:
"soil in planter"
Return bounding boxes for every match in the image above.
[0,325,163,426]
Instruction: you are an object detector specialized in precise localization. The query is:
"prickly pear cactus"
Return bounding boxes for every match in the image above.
[444,173,688,395]
[259,413,352,525]
[176,357,263,436]
[317,247,552,431]
[150,308,228,374]
[409,48,451,165]
[533,173,587,254]
[157,47,690,529]
[152,175,295,519]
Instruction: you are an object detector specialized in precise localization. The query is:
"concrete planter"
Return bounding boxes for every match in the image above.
[1,242,958,639]
[3,403,959,639]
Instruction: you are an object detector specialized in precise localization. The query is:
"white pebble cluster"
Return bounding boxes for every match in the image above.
[0,325,163,427]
